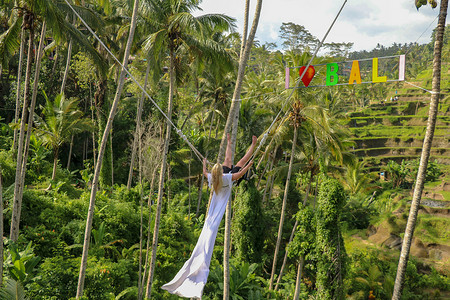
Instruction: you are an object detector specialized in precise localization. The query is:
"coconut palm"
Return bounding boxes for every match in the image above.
[7,0,106,242]
[393,0,448,298]
[35,93,93,183]
[138,1,236,297]
[76,0,140,297]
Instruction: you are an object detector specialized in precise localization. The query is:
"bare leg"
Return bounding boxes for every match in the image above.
[223,133,232,168]
[235,135,257,168]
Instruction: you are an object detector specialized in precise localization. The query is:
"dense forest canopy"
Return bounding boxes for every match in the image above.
[0,0,449,299]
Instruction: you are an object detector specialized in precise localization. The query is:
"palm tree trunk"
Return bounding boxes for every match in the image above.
[269,125,298,290]
[145,50,175,299]
[196,174,203,218]
[275,173,312,290]
[60,39,73,95]
[67,135,74,169]
[262,150,276,204]
[392,1,448,298]
[127,56,151,189]
[219,2,263,298]
[11,21,47,242]
[76,0,139,296]
[143,167,157,291]
[110,133,114,186]
[90,85,96,166]
[11,27,34,242]
[293,256,305,300]
[13,28,25,152]
[138,120,144,300]
[52,147,59,182]
[61,39,74,170]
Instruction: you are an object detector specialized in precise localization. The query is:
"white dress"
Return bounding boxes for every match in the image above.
[161,173,234,299]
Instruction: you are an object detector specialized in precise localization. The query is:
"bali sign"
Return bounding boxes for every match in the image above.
[285,55,405,89]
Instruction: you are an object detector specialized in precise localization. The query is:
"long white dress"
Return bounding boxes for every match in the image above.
[161,173,233,299]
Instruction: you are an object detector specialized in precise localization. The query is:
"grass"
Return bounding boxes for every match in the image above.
[415,215,450,245]
[441,191,450,201]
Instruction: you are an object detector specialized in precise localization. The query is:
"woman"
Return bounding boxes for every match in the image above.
[161,134,256,299]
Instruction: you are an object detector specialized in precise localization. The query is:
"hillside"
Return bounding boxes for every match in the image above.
[344,62,450,289]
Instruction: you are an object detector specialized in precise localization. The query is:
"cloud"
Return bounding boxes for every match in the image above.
[197,0,446,51]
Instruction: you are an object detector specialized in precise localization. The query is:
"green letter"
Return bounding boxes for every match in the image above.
[326,63,339,86]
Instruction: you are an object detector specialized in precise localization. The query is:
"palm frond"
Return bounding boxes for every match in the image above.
[0,279,28,300]
[0,16,22,68]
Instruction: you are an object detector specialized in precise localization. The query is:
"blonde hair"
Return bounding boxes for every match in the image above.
[211,163,223,193]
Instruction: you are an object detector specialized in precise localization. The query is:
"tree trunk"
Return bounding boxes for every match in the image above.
[196,175,204,218]
[76,0,139,296]
[11,21,46,241]
[188,151,191,216]
[52,147,59,182]
[293,256,305,300]
[269,125,298,290]
[220,1,263,298]
[110,132,114,186]
[275,174,311,290]
[138,119,144,300]
[262,150,276,204]
[127,56,151,189]
[62,39,74,170]
[142,168,157,292]
[13,27,25,152]
[145,50,175,299]
[10,27,34,242]
[60,39,73,95]
[392,0,448,298]
[90,85,97,166]
[67,135,74,169]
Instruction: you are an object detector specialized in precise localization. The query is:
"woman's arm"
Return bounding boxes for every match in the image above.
[232,160,253,181]
[203,158,208,178]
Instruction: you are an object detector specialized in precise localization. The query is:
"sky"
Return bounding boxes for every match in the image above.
[196,0,449,52]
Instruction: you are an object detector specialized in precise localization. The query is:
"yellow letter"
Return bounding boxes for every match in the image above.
[348,60,362,84]
[372,58,387,83]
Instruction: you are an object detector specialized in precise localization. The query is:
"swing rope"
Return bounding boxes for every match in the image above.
[246,0,348,165]
[64,0,347,168]
[63,0,206,164]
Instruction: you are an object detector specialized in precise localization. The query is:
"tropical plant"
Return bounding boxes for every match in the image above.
[0,279,29,300]
[316,175,347,300]
[3,240,40,283]
[35,93,93,183]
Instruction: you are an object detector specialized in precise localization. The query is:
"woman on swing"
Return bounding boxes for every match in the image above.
[161,134,257,299]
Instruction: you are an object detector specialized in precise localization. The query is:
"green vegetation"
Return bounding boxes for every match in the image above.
[0,1,449,299]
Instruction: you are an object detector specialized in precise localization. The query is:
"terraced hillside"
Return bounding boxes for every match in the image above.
[347,83,450,166]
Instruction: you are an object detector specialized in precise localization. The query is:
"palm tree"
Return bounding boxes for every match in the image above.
[392,0,448,298]
[35,93,93,183]
[76,0,140,297]
[269,100,303,290]
[216,1,263,297]
[138,1,235,297]
[8,0,106,242]
[343,159,371,195]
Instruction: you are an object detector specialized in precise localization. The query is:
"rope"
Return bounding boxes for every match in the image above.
[246,0,348,164]
[63,0,208,164]
[404,81,437,94]
[64,0,347,168]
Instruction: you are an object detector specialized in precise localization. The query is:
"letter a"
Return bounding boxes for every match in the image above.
[348,60,362,84]
[372,58,387,83]
[326,63,339,86]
